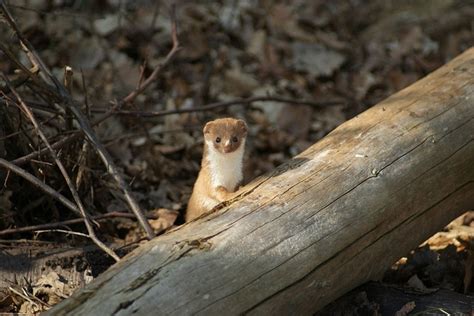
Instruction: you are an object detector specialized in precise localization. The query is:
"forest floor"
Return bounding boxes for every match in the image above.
[0,0,473,314]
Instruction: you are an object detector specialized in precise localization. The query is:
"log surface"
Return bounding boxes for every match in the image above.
[48,48,474,315]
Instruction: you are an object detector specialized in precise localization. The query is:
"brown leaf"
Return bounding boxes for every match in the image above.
[291,42,345,77]
[222,67,260,96]
[269,4,313,41]
[395,301,416,316]
[276,104,313,140]
[247,30,267,62]
[69,37,105,70]
[33,271,75,306]
[154,144,186,156]
[149,208,179,233]
[94,14,120,36]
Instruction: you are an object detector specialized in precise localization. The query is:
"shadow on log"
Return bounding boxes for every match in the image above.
[47,48,474,315]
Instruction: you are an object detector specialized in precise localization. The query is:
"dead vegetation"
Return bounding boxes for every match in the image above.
[0,0,473,314]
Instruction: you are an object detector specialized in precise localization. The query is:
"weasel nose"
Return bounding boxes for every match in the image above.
[225,140,231,147]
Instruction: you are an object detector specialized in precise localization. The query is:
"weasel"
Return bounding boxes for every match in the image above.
[185,118,248,222]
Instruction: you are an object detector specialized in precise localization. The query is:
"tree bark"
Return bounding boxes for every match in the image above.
[47,48,474,315]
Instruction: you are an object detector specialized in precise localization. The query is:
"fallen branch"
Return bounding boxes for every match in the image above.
[0,211,158,237]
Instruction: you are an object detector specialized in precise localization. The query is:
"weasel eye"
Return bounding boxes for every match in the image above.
[215,137,221,143]
[232,136,238,143]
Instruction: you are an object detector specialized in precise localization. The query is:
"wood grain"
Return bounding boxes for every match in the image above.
[47,48,474,315]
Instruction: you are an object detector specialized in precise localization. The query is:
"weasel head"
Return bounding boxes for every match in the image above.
[203,118,248,154]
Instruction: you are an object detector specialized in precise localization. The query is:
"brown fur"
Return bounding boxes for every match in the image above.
[186,118,247,222]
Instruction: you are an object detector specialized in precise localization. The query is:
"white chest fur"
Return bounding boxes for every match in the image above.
[205,140,245,191]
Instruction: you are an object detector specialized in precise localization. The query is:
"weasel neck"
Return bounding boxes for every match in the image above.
[204,139,245,191]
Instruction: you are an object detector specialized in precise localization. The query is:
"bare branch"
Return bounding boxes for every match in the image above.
[122,3,180,105]
[99,96,345,117]
[3,74,120,262]
[35,229,90,238]
[0,211,159,236]
[0,2,155,239]
[0,157,80,215]
[4,95,344,118]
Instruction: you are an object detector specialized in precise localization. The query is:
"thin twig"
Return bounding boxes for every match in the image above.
[0,211,158,236]
[12,132,79,166]
[3,169,10,187]
[63,65,74,130]
[0,2,156,240]
[3,75,120,261]
[0,157,81,215]
[0,239,56,244]
[1,2,181,239]
[7,3,101,18]
[75,138,89,189]
[7,93,340,165]
[35,229,89,238]
[122,3,180,104]
[60,105,156,240]
[8,286,49,309]
[0,2,54,86]
[5,94,343,118]
[80,69,90,118]
[86,3,181,127]
[137,61,147,90]
[99,96,345,117]
[0,42,55,99]
[4,4,180,170]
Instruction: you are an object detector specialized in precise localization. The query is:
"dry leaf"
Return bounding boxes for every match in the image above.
[395,301,416,316]
[223,67,260,96]
[276,104,313,140]
[154,144,186,156]
[34,271,74,306]
[69,37,105,70]
[94,14,121,36]
[247,30,267,62]
[291,42,345,77]
[269,4,313,41]
[149,208,179,233]
[407,275,438,294]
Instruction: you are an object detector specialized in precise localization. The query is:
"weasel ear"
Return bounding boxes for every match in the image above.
[237,119,248,134]
[203,121,214,134]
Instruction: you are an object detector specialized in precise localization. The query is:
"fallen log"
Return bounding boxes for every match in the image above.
[48,48,474,315]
